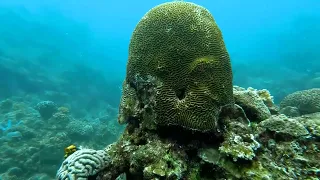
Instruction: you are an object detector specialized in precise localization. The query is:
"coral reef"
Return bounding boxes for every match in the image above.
[57,105,320,179]
[0,98,122,179]
[280,88,320,115]
[119,1,234,131]
[53,2,320,180]
[56,2,320,180]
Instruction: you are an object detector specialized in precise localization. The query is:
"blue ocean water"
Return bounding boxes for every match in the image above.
[0,0,319,179]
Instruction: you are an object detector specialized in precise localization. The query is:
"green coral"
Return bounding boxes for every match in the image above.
[121,1,234,131]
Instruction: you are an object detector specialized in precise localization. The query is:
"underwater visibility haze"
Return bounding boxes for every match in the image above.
[0,0,319,179]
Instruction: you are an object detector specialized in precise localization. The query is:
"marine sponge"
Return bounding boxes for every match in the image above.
[280,88,320,115]
[120,1,234,131]
[56,148,111,180]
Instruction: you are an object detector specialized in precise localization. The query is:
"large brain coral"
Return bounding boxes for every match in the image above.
[119,2,234,131]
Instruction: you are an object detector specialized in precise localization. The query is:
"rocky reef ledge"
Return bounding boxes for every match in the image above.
[56,86,320,180]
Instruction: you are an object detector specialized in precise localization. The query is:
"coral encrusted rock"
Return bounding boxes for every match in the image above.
[233,86,273,122]
[258,114,310,139]
[119,1,234,131]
